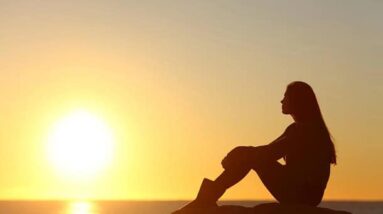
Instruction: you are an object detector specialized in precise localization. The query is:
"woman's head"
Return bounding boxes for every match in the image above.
[281,81,337,164]
[281,81,320,121]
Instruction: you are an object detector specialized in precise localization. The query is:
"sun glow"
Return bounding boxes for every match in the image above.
[47,110,114,178]
[68,201,95,214]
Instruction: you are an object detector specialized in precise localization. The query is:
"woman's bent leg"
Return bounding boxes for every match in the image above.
[215,145,301,204]
[173,148,254,213]
[214,165,251,190]
[173,145,290,213]
[254,160,293,203]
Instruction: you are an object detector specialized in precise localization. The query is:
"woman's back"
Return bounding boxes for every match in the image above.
[284,122,331,204]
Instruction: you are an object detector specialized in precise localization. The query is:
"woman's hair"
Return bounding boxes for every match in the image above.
[287,81,337,165]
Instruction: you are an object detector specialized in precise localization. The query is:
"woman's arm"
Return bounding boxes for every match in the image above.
[221,124,295,169]
[264,134,290,161]
[264,123,297,161]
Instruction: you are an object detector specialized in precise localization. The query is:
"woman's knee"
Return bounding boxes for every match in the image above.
[222,145,269,170]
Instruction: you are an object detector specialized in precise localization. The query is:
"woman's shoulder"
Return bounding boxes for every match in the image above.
[285,122,314,139]
[285,122,303,134]
[287,122,318,131]
[285,122,298,131]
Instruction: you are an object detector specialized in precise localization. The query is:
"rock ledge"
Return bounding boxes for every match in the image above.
[173,202,352,214]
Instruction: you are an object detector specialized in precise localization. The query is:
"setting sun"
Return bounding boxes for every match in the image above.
[46,110,114,179]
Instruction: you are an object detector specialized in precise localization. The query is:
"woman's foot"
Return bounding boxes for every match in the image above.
[172,178,225,213]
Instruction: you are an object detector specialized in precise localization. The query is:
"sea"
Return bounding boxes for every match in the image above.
[0,200,382,214]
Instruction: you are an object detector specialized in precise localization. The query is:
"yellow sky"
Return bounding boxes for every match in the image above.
[0,0,382,200]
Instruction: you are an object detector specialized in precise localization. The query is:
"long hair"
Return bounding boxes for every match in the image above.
[287,81,337,165]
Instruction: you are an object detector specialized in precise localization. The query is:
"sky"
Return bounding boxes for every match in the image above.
[0,0,382,200]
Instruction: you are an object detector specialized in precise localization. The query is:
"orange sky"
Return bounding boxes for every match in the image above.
[0,1,382,200]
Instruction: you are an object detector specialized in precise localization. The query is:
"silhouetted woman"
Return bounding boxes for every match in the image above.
[174,81,337,213]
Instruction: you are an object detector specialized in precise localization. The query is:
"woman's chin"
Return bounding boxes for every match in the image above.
[282,110,289,115]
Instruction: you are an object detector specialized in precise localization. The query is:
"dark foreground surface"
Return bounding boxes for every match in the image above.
[173,202,352,214]
[0,200,382,214]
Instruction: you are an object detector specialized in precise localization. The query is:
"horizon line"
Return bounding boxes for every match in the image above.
[0,199,382,202]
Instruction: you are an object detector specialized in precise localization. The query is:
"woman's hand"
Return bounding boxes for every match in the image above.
[221,146,253,170]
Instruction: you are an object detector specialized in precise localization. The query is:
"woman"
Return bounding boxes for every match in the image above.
[174,81,337,213]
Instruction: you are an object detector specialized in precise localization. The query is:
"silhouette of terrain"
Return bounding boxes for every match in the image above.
[173,202,351,214]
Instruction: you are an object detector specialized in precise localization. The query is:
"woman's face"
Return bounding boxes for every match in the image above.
[281,89,293,115]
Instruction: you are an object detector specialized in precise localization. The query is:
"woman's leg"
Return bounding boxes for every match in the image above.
[213,146,299,204]
[254,160,296,203]
[214,145,268,190]
[174,146,297,213]
[214,164,251,190]
[213,145,272,192]
[173,148,256,212]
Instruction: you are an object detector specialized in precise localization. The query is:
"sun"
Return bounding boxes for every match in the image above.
[47,109,114,178]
